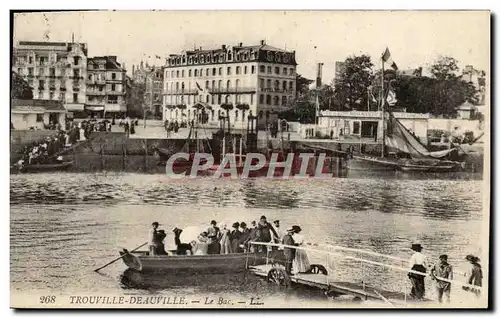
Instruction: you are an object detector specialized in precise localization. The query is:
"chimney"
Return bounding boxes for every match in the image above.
[132,65,135,75]
[260,40,265,45]
[222,45,226,50]
[316,63,324,88]
[140,60,144,69]
[239,42,243,47]
[200,46,202,50]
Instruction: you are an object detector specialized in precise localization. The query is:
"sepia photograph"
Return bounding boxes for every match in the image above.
[9,10,490,309]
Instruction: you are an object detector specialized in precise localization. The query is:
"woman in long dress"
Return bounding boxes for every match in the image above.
[292,226,310,274]
[219,224,232,254]
[408,243,427,300]
[464,254,483,297]
[193,232,209,255]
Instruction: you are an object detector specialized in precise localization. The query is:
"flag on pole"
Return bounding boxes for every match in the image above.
[382,48,398,71]
[195,82,203,92]
[386,90,397,106]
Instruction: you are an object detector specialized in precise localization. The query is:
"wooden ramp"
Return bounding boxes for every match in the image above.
[249,264,430,306]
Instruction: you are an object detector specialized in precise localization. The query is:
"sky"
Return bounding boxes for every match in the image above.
[13,10,490,84]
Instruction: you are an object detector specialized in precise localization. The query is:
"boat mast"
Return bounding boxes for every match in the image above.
[380,56,386,158]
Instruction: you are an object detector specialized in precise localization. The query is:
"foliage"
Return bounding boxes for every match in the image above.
[333,54,374,110]
[126,80,146,118]
[430,56,460,81]
[296,74,314,98]
[11,72,33,100]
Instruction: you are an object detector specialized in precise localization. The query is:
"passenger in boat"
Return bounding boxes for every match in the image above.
[219,223,231,254]
[230,222,242,253]
[173,227,193,255]
[192,232,209,255]
[272,220,284,250]
[206,221,221,254]
[282,228,296,275]
[148,222,160,256]
[430,254,453,303]
[408,243,427,300]
[238,222,250,250]
[154,230,168,255]
[291,226,310,274]
[244,221,259,252]
[463,254,482,297]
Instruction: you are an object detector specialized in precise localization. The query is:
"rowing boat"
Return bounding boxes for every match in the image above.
[12,161,73,173]
[119,249,278,273]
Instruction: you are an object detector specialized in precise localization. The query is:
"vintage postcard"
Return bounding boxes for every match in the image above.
[10,10,490,309]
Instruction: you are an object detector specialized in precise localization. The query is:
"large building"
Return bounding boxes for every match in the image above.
[12,41,88,114]
[86,56,128,117]
[163,40,297,129]
[132,62,164,119]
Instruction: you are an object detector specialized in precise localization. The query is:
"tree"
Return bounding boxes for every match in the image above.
[11,72,33,100]
[296,74,314,99]
[126,80,146,118]
[430,56,459,81]
[333,55,374,110]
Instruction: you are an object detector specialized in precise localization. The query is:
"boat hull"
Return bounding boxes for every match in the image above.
[119,250,280,274]
[12,161,73,173]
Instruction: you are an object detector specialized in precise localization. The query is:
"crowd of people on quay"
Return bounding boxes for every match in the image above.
[407,243,483,303]
[148,215,311,275]
[16,130,68,166]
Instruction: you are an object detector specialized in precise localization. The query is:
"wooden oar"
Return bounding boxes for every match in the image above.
[94,242,148,272]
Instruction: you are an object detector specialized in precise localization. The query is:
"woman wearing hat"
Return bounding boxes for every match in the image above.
[291,226,310,274]
[463,254,482,297]
[408,243,427,300]
[230,222,242,253]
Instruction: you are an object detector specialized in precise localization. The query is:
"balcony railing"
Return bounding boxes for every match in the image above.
[163,89,199,95]
[107,91,125,95]
[260,87,294,93]
[209,87,257,94]
[87,90,106,96]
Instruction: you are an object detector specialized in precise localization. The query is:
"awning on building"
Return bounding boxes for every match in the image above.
[85,105,105,112]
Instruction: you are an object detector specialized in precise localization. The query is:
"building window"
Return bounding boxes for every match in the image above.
[226,80,231,89]
[188,70,192,77]
[212,80,215,90]
[250,94,254,105]
[211,109,215,120]
[176,82,179,90]
[111,84,116,91]
[259,79,264,89]
[236,66,241,75]
[289,81,294,90]
[28,56,33,64]
[36,114,44,122]
[50,68,55,77]
[266,95,271,105]
[28,68,34,76]
[73,93,78,103]
[211,95,215,104]
[259,111,263,119]
[206,95,209,103]
[39,80,45,89]
[283,68,288,75]
[60,92,65,101]
[218,95,222,104]
[290,68,294,75]
[274,96,279,105]
[259,94,264,104]
[282,96,287,106]
[187,95,191,104]
[194,69,198,77]
[274,80,280,90]
[200,69,203,77]
[49,92,54,100]
[228,52,232,61]
[171,71,175,77]
[267,66,272,73]
[73,56,80,65]
[282,81,287,91]
[206,68,210,76]
[251,65,256,74]
[267,79,271,89]
[218,80,222,88]
[111,73,116,80]
[353,121,361,135]
[176,70,179,77]
[218,67,222,75]
[235,110,239,122]
[212,68,216,76]
[275,67,280,75]
[225,95,230,104]
[181,70,185,77]
[235,79,240,89]
[39,68,45,76]
[227,67,231,75]
[260,65,265,73]
[181,82,185,90]
[244,66,248,74]
[205,80,209,89]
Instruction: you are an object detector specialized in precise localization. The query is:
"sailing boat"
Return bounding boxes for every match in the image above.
[347,48,465,173]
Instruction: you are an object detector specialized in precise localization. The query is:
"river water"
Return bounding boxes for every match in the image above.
[10,171,486,307]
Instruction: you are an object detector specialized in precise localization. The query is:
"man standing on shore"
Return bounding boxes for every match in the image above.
[430,254,453,303]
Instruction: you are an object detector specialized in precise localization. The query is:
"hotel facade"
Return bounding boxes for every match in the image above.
[12,41,88,114]
[163,40,297,129]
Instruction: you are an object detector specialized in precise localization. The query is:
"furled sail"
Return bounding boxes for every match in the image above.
[385,112,457,159]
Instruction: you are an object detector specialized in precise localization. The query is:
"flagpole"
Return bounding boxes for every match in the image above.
[381,56,385,158]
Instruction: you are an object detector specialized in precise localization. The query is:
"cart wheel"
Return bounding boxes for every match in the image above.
[267,268,290,286]
[309,264,328,275]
